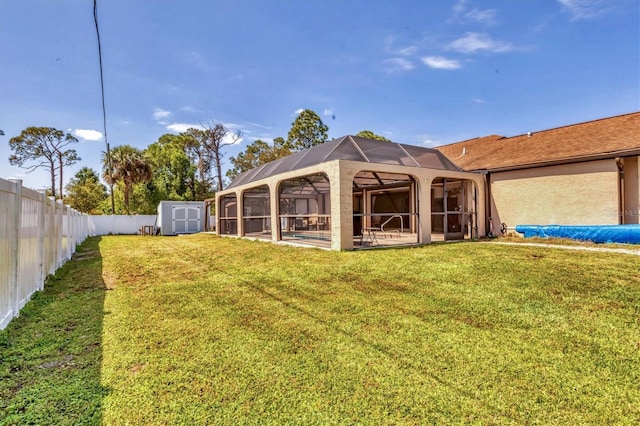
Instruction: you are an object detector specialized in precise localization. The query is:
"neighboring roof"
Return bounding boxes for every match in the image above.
[226,135,462,189]
[436,112,640,172]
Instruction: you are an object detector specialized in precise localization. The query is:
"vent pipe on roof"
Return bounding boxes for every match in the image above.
[462,147,467,155]
[527,132,532,137]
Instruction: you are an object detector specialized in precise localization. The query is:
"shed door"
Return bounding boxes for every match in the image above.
[172,206,201,234]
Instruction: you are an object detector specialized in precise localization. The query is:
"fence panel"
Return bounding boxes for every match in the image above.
[0,178,88,330]
[0,176,212,330]
[44,195,56,276]
[0,179,18,329]
[17,187,43,310]
[88,215,156,236]
[62,204,70,264]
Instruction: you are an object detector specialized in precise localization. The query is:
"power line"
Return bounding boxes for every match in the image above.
[93,0,115,214]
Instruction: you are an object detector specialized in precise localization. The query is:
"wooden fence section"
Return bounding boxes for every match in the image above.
[0,178,89,330]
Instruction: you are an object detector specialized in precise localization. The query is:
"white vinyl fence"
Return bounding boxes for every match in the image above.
[0,176,215,330]
[0,178,90,330]
[88,215,157,236]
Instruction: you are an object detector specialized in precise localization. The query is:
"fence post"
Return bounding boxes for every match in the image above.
[70,209,76,256]
[63,205,68,261]
[56,199,63,268]
[70,208,76,257]
[38,190,47,291]
[84,214,88,241]
[47,196,55,275]
[8,179,22,321]
[52,197,57,270]
[65,206,71,261]
[81,213,86,241]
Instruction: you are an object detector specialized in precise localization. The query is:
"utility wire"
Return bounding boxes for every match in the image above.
[93,0,115,214]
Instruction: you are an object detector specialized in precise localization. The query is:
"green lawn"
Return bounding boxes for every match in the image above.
[1,234,639,425]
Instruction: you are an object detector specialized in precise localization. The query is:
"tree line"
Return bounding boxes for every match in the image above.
[226,110,389,181]
[8,109,388,215]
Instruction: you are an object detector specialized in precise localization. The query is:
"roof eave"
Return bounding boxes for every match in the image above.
[468,148,640,173]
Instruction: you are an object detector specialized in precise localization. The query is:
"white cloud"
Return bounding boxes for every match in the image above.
[452,0,468,16]
[383,57,415,73]
[180,106,203,113]
[410,133,441,147]
[465,8,497,24]
[472,97,485,104]
[421,56,462,70]
[293,108,305,116]
[452,0,497,24]
[223,122,243,131]
[396,45,418,56]
[73,129,103,141]
[323,109,334,116]
[166,123,204,133]
[383,35,396,52]
[153,108,172,124]
[421,137,441,147]
[384,35,419,56]
[246,121,272,130]
[557,0,607,21]
[223,133,243,145]
[448,32,513,53]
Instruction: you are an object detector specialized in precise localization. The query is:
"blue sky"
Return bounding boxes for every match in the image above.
[1,0,638,191]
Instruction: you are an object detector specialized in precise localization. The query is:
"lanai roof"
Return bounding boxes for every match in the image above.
[226,135,462,189]
[436,111,640,172]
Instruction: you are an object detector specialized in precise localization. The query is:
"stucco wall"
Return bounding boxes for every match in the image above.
[490,159,619,227]
[623,156,640,224]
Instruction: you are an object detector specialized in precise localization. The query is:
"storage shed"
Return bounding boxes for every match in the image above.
[156,201,206,236]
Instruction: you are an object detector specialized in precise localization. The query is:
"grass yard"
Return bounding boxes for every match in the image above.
[1,234,639,425]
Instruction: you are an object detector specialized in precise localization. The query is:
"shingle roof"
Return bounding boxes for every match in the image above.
[435,112,640,171]
[226,135,462,189]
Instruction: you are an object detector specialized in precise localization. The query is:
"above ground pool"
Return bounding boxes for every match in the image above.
[515,225,640,244]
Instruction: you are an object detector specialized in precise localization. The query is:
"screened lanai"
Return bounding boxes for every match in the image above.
[214,135,486,250]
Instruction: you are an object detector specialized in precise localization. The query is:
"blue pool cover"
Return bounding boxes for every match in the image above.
[515,225,640,244]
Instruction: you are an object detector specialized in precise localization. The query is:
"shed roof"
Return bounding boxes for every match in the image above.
[436,111,640,171]
[226,135,462,189]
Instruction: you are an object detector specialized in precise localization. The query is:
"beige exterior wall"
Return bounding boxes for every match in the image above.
[622,156,640,224]
[490,159,620,227]
[331,160,487,248]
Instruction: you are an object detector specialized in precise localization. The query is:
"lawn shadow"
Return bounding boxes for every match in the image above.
[0,236,108,424]
[240,280,503,414]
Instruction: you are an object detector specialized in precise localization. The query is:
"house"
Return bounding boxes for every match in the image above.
[216,112,639,250]
[436,112,640,230]
[215,135,487,250]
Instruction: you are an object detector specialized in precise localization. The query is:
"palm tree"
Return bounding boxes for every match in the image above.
[102,145,152,214]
